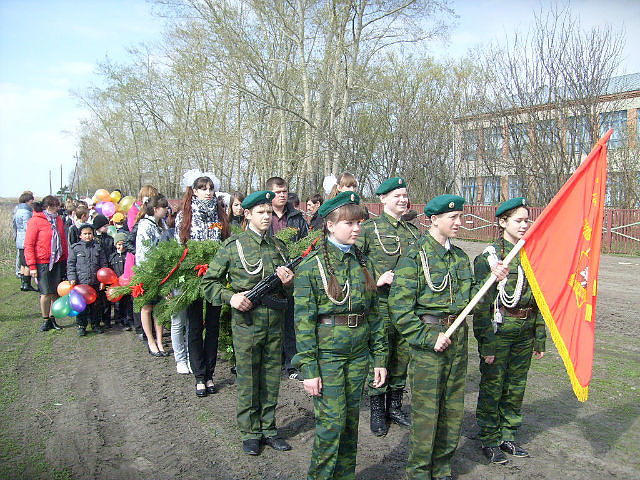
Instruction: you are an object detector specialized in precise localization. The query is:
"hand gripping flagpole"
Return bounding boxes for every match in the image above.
[443,238,525,339]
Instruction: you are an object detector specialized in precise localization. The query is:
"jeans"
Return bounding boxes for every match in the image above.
[171,308,189,364]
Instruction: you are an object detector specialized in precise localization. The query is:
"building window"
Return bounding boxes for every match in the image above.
[463,129,478,162]
[535,119,556,146]
[508,176,522,199]
[508,122,529,160]
[600,110,627,149]
[482,176,501,204]
[462,177,478,204]
[566,115,591,156]
[483,125,502,159]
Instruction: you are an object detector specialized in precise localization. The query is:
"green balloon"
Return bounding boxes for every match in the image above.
[51,295,71,318]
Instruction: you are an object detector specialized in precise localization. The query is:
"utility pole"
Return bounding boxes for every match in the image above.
[49,170,52,195]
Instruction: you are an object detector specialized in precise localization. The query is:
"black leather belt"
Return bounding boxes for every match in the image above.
[419,313,459,327]
[318,313,366,327]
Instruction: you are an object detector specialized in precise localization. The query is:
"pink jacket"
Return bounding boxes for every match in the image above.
[123,201,141,278]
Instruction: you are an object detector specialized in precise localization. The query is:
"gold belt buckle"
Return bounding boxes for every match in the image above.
[347,314,359,328]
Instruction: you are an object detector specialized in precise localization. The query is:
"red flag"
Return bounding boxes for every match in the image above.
[519,129,611,402]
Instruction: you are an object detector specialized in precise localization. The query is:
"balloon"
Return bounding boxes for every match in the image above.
[57,280,73,297]
[102,201,116,217]
[118,275,131,286]
[73,284,97,304]
[69,290,87,313]
[107,225,117,237]
[51,296,71,318]
[68,309,79,317]
[97,267,118,285]
[110,191,122,203]
[95,201,104,214]
[118,196,135,213]
[95,189,111,202]
[107,287,123,303]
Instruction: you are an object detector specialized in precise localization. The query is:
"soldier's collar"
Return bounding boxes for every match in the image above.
[425,231,452,257]
[247,224,269,244]
[381,210,400,227]
[326,238,355,259]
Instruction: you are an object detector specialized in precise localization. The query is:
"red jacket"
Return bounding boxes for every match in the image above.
[23,212,68,269]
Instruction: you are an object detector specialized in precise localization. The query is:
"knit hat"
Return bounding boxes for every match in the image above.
[113,233,126,244]
[93,214,109,230]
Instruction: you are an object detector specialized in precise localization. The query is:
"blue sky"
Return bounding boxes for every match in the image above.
[1,0,639,198]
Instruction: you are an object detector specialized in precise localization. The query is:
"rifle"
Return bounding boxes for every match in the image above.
[242,238,319,324]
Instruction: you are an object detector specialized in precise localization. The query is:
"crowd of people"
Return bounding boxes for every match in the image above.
[12,173,545,480]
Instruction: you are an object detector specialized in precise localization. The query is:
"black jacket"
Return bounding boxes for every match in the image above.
[95,233,115,259]
[109,251,127,277]
[67,240,107,286]
[268,202,309,242]
[309,212,323,231]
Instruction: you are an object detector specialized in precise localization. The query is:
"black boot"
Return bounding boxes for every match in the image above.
[21,276,36,292]
[39,318,53,332]
[387,389,411,427]
[49,316,63,331]
[370,394,388,436]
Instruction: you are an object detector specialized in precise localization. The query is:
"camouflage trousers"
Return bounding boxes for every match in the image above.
[308,349,369,480]
[232,307,284,441]
[476,330,534,447]
[407,324,468,480]
[368,299,409,395]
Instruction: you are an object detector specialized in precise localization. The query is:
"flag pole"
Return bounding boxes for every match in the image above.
[444,238,526,338]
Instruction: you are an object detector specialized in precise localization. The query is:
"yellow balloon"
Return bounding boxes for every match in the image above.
[118,196,135,213]
[95,189,111,202]
[110,191,122,203]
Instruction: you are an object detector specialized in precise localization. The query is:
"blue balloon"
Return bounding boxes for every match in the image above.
[68,309,79,317]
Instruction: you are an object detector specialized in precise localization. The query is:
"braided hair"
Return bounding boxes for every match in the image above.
[497,205,530,259]
[322,203,376,297]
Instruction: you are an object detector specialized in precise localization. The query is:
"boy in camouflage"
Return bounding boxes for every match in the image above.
[473,198,545,464]
[293,191,388,480]
[356,177,420,436]
[388,195,508,480]
[202,191,294,456]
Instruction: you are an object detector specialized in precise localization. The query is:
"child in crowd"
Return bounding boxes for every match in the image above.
[93,214,115,328]
[109,233,134,331]
[68,205,90,246]
[67,224,107,336]
[112,212,128,233]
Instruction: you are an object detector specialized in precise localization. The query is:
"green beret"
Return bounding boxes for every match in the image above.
[113,232,126,244]
[424,194,465,217]
[241,190,275,210]
[375,177,407,195]
[318,191,360,218]
[495,197,527,217]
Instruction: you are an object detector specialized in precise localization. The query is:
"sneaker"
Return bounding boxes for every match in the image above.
[482,446,509,464]
[288,370,303,382]
[176,362,190,374]
[500,440,529,457]
[92,326,104,334]
[123,325,133,331]
[78,327,87,337]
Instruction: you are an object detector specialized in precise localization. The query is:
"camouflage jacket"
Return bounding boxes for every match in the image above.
[201,228,291,306]
[388,231,475,351]
[356,211,421,294]
[292,241,388,379]
[473,239,546,356]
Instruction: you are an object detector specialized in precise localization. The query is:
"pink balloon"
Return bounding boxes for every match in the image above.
[102,201,116,217]
[118,275,131,286]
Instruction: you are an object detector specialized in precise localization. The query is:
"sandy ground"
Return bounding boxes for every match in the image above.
[1,240,639,479]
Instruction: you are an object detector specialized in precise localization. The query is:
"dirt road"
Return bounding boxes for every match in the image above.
[1,240,639,479]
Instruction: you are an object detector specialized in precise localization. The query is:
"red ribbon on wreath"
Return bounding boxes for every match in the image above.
[131,283,145,298]
[159,247,189,285]
[195,264,209,276]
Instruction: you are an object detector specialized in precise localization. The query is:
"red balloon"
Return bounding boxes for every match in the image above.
[106,287,123,303]
[118,275,131,286]
[97,267,118,285]
[73,284,97,304]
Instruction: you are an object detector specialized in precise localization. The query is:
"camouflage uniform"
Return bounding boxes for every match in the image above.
[473,239,546,447]
[293,241,388,480]
[388,231,475,480]
[357,211,419,396]
[202,228,291,441]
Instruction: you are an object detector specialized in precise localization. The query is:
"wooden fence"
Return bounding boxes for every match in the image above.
[363,203,640,256]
